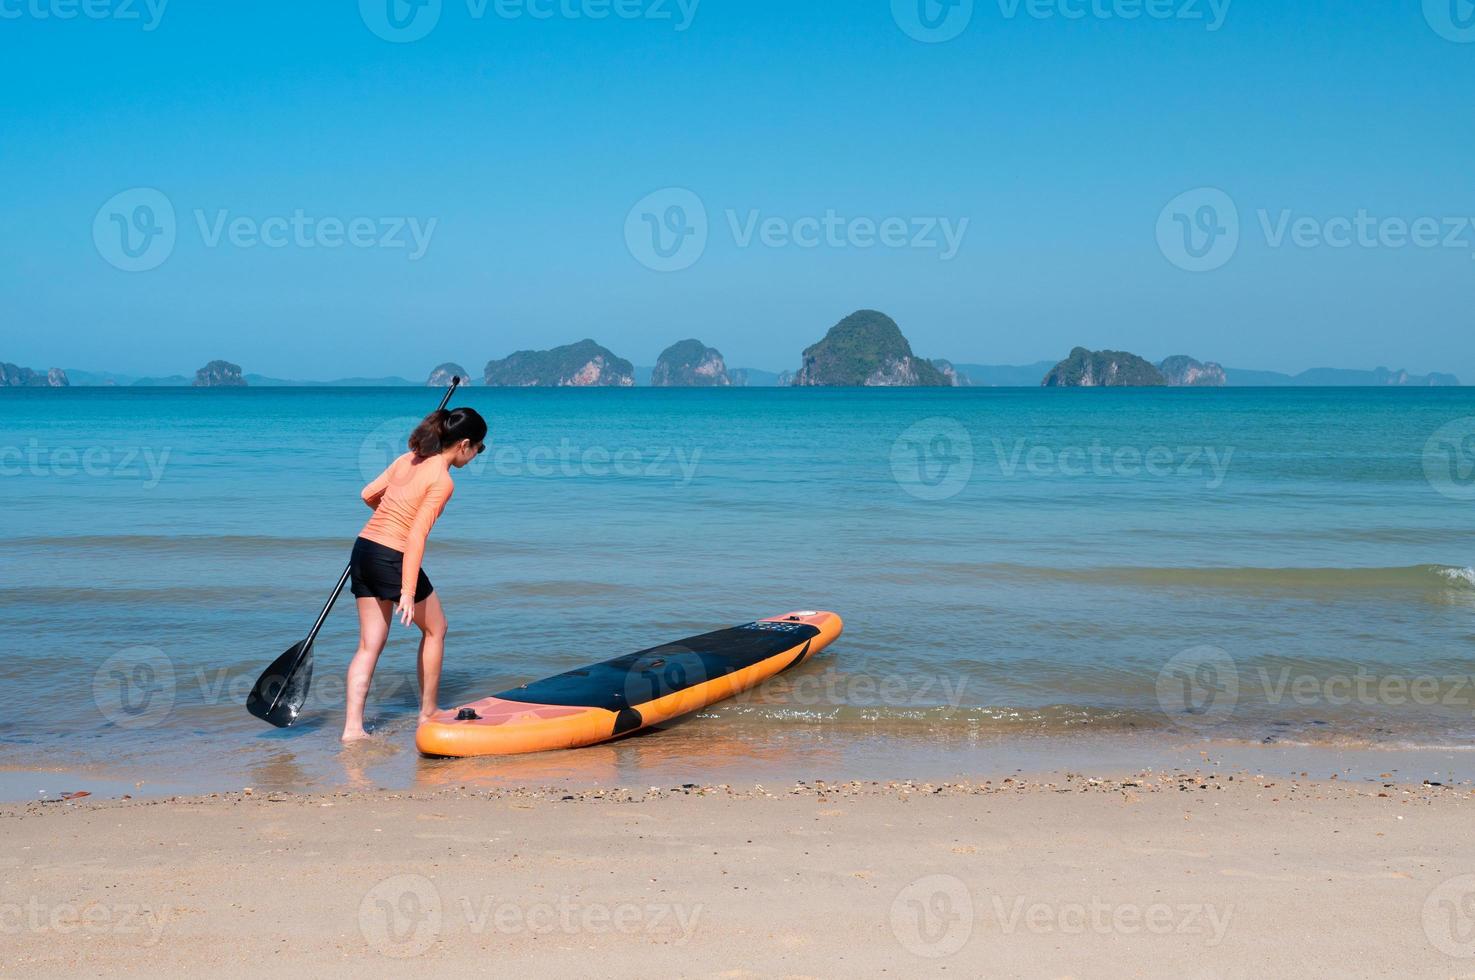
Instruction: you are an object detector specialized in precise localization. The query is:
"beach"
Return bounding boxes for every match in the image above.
[6,768,1472,977]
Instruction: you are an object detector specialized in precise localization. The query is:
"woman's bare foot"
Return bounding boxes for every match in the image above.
[417,712,437,726]
[341,728,371,743]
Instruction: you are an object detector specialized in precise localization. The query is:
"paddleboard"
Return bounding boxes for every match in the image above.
[415,610,842,757]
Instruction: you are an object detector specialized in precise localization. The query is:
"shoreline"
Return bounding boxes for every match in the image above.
[6,771,1473,976]
[5,730,1475,805]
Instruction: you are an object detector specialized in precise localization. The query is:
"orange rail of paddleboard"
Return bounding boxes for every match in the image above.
[416,611,842,757]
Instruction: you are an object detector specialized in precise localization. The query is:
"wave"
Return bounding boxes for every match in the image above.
[5,533,523,558]
[705,702,1166,735]
[912,561,1475,597]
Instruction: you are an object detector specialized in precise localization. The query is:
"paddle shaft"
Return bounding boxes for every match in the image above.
[266,377,462,711]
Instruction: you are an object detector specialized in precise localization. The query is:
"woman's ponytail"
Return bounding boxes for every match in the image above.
[407,406,488,459]
[408,409,452,458]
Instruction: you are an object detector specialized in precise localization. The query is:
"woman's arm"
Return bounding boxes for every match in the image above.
[397,477,453,619]
[361,466,392,509]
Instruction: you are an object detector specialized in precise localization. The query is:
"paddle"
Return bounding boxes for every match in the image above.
[246,377,462,727]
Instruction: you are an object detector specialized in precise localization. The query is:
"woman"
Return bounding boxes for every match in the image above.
[343,406,487,742]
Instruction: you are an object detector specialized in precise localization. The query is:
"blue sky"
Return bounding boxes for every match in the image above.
[2,0,1472,379]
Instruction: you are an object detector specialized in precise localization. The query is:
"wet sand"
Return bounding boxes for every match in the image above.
[5,769,1474,977]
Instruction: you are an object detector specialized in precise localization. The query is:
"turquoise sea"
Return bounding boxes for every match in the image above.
[3,386,1475,798]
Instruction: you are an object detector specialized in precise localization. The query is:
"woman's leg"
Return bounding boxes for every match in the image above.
[413,593,447,724]
[343,596,393,741]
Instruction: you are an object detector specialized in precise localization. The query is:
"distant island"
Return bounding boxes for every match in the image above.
[194,360,246,387]
[793,310,950,387]
[1042,348,1166,387]
[13,319,1465,389]
[1158,355,1227,387]
[426,363,471,387]
[0,362,68,387]
[484,339,634,387]
[651,340,731,387]
[930,359,971,386]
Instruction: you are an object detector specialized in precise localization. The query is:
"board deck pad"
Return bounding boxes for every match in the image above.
[416,611,843,757]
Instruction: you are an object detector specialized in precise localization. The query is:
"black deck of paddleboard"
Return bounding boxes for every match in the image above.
[496,621,821,712]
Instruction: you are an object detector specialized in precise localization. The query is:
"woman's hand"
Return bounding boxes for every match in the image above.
[396,593,417,627]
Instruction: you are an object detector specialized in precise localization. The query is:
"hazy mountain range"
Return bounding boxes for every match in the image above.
[48,362,1465,388]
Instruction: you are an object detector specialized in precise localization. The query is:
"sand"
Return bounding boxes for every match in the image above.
[3,771,1473,978]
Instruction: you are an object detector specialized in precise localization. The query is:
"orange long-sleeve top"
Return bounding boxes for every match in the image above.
[359,452,455,601]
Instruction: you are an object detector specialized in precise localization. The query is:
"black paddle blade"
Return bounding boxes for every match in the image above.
[247,639,315,728]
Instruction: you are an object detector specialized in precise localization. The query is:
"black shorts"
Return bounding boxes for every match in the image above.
[350,536,434,604]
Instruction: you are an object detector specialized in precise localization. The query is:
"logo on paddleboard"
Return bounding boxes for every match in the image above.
[1423,418,1475,501]
[359,874,443,957]
[891,874,974,958]
[891,417,973,501]
[92,646,176,729]
[1155,645,1239,729]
